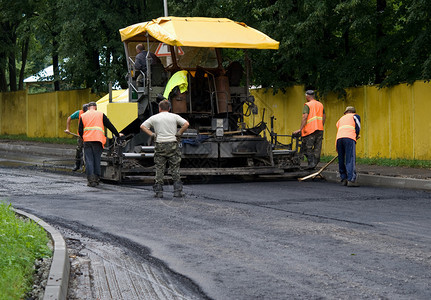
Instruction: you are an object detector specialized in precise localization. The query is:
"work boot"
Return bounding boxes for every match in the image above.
[305,156,314,170]
[87,175,97,187]
[340,179,348,186]
[72,160,81,171]
[153,184,163,198]
[347,181,360,187]
[173,181,184,198]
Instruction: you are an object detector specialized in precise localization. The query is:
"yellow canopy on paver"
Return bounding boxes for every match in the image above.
[119,16,279,49]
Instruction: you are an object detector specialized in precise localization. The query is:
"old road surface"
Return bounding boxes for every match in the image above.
[1,164,431,299]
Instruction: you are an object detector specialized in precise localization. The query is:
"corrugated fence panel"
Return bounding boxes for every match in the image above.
[388,84,414,159]
[364,86,390,158]
[1,82,430,160]
[412,82,431,160]
[0,90,27,135]
[57,89,99,137]
[28,92,57,137]
[319,91,342,157]
[247,81,431,160]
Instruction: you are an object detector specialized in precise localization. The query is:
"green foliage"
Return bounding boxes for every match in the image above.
[0,0,39,91]
[56,0,164,92]
[0,202,51,299]
[170,0,431,95]
[1,0,430,94]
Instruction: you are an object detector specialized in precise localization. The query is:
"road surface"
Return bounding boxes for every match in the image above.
[1,163,431,299]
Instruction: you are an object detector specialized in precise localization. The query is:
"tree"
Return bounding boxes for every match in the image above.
[1,0,429,94]
[170,0,431,95]
[57,0,164,92]
[29,0,64,91]
[0,0,37,92]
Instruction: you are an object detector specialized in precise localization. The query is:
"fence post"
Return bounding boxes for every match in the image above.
[55,91,59,137]
[26,89,29,137]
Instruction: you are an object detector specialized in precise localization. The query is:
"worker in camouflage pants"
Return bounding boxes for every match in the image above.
[140,100,189,198]
[293,90,325,169]
[154,142,182,188]
[301,130,323,169]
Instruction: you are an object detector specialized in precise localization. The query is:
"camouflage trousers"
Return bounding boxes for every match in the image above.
[154,141,181,185]
[75,137,84,162]
[301,130,323,168]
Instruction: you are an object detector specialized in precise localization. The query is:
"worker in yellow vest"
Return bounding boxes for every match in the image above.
[78,102,123,187]
[293,90,326,169]
[163,70,188,99]
[336,106,361,187]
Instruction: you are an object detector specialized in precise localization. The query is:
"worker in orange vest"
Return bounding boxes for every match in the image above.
[78,102,123,187]
[336,106,361,187]
[64,103,88,171]
[293,90,326,169]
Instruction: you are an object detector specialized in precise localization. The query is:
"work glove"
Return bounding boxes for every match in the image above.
[175,133,182,142]
[292,131,301,138]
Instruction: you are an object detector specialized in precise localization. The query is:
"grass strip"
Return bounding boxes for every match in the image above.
[321,155,431,169]
[0,202,52,299]
[0,134,76,145]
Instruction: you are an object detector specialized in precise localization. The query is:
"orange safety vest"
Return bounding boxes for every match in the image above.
[301,100,324,137]
[336,113,357,142]
[78,109,84,120]
[81,110,107,146]
[76,110,85,135]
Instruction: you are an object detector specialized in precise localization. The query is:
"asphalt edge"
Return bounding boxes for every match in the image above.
[0,143,75,157]
[2,141,431,192]
[13,208,69,300]
[322,171,431,191]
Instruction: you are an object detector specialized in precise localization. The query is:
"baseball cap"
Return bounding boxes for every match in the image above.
[344,106,356,113]
[305,90,315,95]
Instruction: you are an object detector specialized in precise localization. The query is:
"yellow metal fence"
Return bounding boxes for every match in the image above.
[0,89,99,138]
[1,81,430,160]
[248,81,431,160]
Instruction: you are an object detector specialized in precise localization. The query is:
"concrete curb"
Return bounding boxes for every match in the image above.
[0,143,75,157]
[322,171,431,191]
[13,209,69,300]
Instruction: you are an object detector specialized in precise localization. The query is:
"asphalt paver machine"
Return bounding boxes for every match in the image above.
[99,17,301,182]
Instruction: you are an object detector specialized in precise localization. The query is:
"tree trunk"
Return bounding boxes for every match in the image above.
[343,30,349,55]
[86,49,101,91]
[18,37,30,90]
[53,37,60,91]
[0,58,7,92]
[375,0,387,84]
[7,28,17,91]
[8,53,17,92]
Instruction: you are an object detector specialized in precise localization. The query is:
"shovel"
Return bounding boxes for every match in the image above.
[298,156,338,181]
[64,130,80,138]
